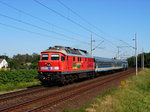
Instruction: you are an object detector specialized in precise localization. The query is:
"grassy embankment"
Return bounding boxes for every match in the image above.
[64,69,150,112]
[0,70,40,92]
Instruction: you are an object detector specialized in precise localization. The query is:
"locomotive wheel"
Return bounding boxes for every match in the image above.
[74,75,78,82]
[58,75,66,86]
[65,75,70,85]
[41,81,47,86]
[90,72,94,79]
[69,75,73,84]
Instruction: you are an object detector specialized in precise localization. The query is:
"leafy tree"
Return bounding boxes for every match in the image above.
[0,55,9,60]
[0,53,40,70]
[30,53,40,69]
[127,52,150,68]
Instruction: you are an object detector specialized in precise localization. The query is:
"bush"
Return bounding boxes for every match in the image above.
[0,70,38,84]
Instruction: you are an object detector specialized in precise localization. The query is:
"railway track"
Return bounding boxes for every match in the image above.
[0,85,46,101]
[0,69,137,112]
[28,69,136,112]
[0,70,123,102]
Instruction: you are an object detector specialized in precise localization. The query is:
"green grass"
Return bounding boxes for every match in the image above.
[63,69,150,112]
[0,79,40,92]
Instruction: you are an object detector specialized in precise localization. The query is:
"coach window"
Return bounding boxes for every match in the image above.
[78,57,79,61]
[61,56,65,61]
[51,54,59,60]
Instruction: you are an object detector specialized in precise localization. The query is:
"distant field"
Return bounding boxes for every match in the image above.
[64,69,150,112]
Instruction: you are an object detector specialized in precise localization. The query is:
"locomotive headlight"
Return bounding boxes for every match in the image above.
[40,72,43,75]
[47,63,51,67]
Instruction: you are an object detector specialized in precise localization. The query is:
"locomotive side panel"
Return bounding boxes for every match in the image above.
[38,46,95,85]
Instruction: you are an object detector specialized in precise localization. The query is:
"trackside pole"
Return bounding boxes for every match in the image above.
[142,48,144,70]
[135,32,138,75]
[91,34,93,57]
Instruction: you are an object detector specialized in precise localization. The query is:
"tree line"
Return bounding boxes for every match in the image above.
[0,53,40,69]
[127,52,150,68]
[1,52,150,69]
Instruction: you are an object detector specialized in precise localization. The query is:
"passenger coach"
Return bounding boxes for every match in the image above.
[95,57,128,72]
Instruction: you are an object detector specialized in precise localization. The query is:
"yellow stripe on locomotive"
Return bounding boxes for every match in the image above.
[73,63,81,69]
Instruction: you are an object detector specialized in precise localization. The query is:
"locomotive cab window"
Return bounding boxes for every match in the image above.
[41,54,49,60]
[73,57,75,61]
[61,56,65,61]
[51,54,59,60]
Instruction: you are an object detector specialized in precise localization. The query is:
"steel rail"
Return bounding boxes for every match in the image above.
[0,86,47,102]
[0,85,42,99]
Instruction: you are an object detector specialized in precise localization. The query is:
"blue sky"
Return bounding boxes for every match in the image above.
[0,0,150,59]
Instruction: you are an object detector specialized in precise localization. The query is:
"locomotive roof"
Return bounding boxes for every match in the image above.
[42,46,92,58]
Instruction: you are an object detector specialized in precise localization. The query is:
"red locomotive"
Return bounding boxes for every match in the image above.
[38,46,95,85]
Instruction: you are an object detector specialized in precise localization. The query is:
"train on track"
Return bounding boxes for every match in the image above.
[38,46,128,85]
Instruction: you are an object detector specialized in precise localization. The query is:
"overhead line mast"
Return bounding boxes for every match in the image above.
[57,0,130,49]
[135,32,138,75]
[91,34,93,57]
[142,48,144,70]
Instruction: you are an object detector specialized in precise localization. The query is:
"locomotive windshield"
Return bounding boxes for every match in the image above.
[41,54,49,60]
[51,54,59,60]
